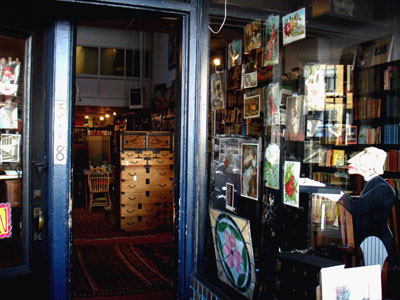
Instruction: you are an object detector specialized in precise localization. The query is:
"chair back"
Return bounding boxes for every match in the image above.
[88,168,110,193]
[360,236,388,270]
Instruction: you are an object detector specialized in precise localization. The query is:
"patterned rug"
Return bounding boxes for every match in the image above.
[71,241,174,297]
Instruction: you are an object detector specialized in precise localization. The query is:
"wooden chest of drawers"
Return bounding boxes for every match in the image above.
[118,131,173,232]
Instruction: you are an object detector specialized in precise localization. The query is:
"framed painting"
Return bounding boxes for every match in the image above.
[1,134,20,163]
[225,183,235,211]
[209,208,256,299]
[263,15,279,67]
[228,40,242,70]
[264,143,280,190]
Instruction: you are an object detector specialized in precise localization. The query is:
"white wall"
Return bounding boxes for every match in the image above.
[152,32,176,93]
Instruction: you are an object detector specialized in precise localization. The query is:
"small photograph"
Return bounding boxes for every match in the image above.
[286,96,305,141]
[282,8,306,45]
[244,94,260,119]
[1,134,20,163]
[306,110,325,138]
[264,82,281,126]
[225,183,235,211]
[0,57,21,96]
[221,141,240,174]
[263,15,279,67]
[241,143,259,200]
[228,40,242,70]
[211,72,226,110]
[0,100,18,129]
[283,161,300,208]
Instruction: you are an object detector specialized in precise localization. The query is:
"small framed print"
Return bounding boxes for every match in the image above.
[282,8,306,46]
[241,143,259,200]
[1,134,20,163]
[244,94,260,119]
[345,125,357,145]
[225,183,235,211]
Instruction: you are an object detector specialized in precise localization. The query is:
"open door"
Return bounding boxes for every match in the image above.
[0,26,51,298]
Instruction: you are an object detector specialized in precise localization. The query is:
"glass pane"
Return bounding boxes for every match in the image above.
[126,49,133,77]
[133,50,140,78]
[76,46,98,75]
[100,48,124,76]
[144,51,151,78]
[0,34,25,270]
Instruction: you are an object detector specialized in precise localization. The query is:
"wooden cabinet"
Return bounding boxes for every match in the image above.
[118,131,173,231]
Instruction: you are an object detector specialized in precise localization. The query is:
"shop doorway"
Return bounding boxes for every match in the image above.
[70,8,180,299]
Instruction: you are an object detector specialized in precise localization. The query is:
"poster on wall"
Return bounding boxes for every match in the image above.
[243,20,262,54]
[264,143,280,190]
[244,94,260,119]
[263,15,279,67]
[211,72,226,110]
[209,208,256,299]
[0,57,21,96]
[241,143,259,200]
[1,134,20,163]
[0,100,18,129]
[228,40,242,70]
[283,161,300,208]
[304,64,326,111]
[264,82,281,126]
[242,60,258,89]
[285,96,305,141]
[282,8,306,46]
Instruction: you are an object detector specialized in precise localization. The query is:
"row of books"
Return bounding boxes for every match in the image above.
[355,67,383,93]
[383,124,399,144]
[353,97,381,120]
[383,66,400,90]
[86,129,113,136]
[312,171,349,189]
[384,95,400,118]
[386,178,400,200]
[358,125,381,144]
[304,142,346,167]
[384,150,400,173]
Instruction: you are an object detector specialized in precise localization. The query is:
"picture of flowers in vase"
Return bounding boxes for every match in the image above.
[282,8,306,45]
[283,160,300,208]
[209,208,256,299]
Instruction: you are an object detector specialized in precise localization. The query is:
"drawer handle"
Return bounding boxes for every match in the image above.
[127,209,135,213]
[130,161,139,165]
[159,172,167,175]
[128,184,137,188]
[156,160,165,164]
[161,153,169,157]
[129,172,136,176]
[159,196,167,199]
[126,222,135,225]
[145,208,154,212]
[126,153,134,157]
[159,184,166,187]
[144,153,151,157]
[128,197,137,200]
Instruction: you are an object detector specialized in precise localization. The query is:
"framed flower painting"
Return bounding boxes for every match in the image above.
[283,161,300,208]
[209,208,256,299]
[282,8,306,45]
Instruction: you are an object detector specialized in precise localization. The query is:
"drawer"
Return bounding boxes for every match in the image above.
[120,180,150,192]
[149,179,173,191]
[120,192,148,204]
[120,216,159,231]
[147,157,173,166]
[120,203,159,217]
[148,166,173,181]
[120,166,149,181]
[122,134,146,149]
[148,134,171,149]
[121,157,148,166]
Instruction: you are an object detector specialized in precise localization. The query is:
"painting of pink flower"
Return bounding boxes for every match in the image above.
[223,229,243,273]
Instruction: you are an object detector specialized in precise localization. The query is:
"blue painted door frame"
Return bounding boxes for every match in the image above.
[46,1,209,299]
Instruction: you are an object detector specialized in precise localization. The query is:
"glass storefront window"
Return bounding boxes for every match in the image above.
[76,46,98,75]
[202,1,399,298]
[100,48,125,76]
[0,34,25,271]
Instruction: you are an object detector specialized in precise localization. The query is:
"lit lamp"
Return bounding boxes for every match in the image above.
[213,57,223,72]
[105,114,110,118]
[99,116,105,121]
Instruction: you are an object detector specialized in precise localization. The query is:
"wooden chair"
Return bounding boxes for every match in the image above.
[87,168,111,211]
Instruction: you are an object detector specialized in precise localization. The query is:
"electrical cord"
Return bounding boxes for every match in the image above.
[208,0,227,34]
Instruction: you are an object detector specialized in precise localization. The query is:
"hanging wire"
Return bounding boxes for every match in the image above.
[208,0,227,35]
